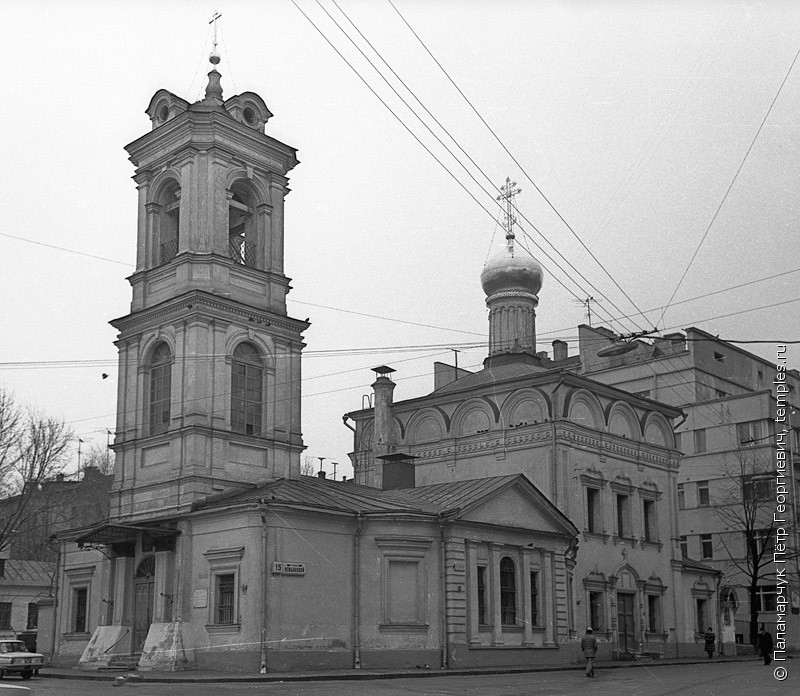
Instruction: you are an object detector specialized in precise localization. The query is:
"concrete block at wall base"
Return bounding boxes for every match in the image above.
[78,625,133,670]
[138,622,193,671]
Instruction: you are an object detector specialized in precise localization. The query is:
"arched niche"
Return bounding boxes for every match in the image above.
[643,413,673,448]
[406,409,446,444]
[453,399,492,437]
[606,402,639,439]
[502,388,550,427]
[564,389,603,430]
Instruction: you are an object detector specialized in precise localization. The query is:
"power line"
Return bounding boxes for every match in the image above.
[657,46,800,329]
[386,0,653,331]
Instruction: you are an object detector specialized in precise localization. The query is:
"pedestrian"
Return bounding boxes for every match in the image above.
[704,627,715,658]
[581,627,598,677]
[758,625,774,665]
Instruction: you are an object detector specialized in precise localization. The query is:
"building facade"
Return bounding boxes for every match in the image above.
[346,231,707,659]
[575,324,800,650]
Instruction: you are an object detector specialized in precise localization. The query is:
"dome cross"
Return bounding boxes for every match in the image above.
[496,177,522,249]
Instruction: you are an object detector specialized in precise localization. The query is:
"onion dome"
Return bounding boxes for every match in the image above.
[480,243,544,298]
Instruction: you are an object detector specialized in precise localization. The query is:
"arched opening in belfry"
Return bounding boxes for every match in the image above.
[228,184,256,267]
[157,182,180,265]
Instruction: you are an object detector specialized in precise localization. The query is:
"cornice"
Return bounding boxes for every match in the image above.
[111,290,309,337]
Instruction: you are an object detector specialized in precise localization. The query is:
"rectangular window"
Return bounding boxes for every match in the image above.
[26,603,38,630]
[700,534,713,559]
[647,595,661,633]
[679,535,688,558]
[643,499,657,542]
[674,432,683,452]
[0,602,11,630]
[635,390,651,399]
[74,588,88,633]
[677,483,685,510]
[738,420,765,446]
[586,487,601,533]
[530,571,539,627]
[696,598,708,633]
[477,565,487,625]
[616,493,630,537]
[694,429,707,454]
[697,480,710,507]
[215,573,235,625]
[743,476,771,502]
[589,591,604,632]
[755,586,777,613]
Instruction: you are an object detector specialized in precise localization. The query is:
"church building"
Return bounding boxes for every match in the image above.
[42,56,584,672]
[345,192,718,660]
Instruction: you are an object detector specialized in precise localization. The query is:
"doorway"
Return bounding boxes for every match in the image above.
[616,592,636,654]
[133,556,155,652]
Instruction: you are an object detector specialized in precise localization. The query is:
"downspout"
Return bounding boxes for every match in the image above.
[259,503,269,674]
[353,511,364,669]
[438,514,449,669]
[49,539,63,666]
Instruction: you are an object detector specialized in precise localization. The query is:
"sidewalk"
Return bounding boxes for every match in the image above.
[39,653,781,684]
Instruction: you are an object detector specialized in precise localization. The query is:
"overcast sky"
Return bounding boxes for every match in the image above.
[1,0,798,480]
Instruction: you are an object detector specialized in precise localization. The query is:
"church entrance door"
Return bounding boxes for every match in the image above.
[133,556,156,652]
[616,592,636,654]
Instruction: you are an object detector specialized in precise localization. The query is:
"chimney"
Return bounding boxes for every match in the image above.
[371,366,397,457]
[378,452,417,490]
[552,340,568,362]
[317,470,327,479]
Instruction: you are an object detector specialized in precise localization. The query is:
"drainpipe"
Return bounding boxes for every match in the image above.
[438,514,449,669]
[353,512,364,669]
[259,503,269,674]
[49,540,63,666]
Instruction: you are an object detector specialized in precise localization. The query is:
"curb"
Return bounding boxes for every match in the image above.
[38,655,773,684]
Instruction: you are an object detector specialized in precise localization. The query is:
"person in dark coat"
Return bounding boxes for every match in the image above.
[704,627,716,658]
[581,627,598,677]
[758,625,774,665]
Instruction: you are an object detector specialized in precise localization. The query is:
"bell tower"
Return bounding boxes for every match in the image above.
[109,52,307,520]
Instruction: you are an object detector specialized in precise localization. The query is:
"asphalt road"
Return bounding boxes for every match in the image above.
[9,661,797,696]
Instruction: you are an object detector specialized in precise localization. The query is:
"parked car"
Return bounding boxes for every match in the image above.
[0,640,42,680]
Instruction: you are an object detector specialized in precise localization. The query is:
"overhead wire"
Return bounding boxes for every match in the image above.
[386,0,654,332]
[657,46,800,330]
[294,0,639,333]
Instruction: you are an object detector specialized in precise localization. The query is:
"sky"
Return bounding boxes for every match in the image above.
[1,0,798,481]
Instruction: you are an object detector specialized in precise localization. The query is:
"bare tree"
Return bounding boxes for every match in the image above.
[714,443,784,646]
[301,456,316,476]
[0,389,73,556]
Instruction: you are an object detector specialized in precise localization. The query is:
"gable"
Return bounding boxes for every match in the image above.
[457,483,573,537]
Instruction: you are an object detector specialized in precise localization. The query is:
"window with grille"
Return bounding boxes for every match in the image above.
[499,557,516,626]
[216,574,235,625]
[149,343,172,435]
[643,499,657,542]
[477,565,487,625]
[74,588,88,633]
[586,487,601,533]
[530,571,539,627]
[231,343,263,436]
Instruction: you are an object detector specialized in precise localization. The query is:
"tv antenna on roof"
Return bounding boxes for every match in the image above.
[573,296,601,326]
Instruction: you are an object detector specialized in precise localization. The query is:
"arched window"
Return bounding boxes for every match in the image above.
[148,343,172,435]
[231,343,263,436]
[157,183,180,265]
[500,556,517,625]
[228,185,256,267]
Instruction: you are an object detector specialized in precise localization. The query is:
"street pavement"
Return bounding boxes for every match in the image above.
[14,659,798,695]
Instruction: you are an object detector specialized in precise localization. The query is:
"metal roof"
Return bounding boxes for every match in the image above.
[0,560,55,587]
